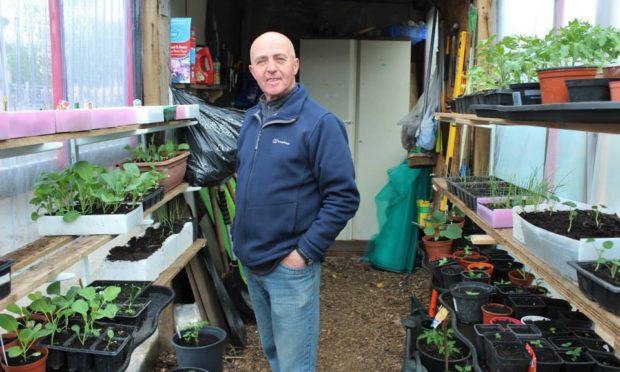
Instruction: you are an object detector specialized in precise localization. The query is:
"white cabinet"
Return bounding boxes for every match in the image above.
[300,39,411,240]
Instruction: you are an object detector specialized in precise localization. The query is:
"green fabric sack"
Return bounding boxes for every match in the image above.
[364,160,431,273]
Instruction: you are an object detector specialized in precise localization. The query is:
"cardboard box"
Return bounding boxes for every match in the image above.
[170,18,192,83]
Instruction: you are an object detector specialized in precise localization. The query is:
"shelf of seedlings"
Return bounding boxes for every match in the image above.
[433,177,620,357]
[0,183,191,312]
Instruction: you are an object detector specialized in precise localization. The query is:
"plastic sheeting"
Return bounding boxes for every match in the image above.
[398,72,441,151]
[173,89,243,187]
[364,161,431,273]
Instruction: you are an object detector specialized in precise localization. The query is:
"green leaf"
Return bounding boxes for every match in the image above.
[443,223,463,240]
[603,241,614,250]
[6,346,22,358]
[71,299,89,316]
[63,210,80,223]
[102,286,121,302]
[6,303,22,316]
[47,281,61,296]
[0,314,18,332]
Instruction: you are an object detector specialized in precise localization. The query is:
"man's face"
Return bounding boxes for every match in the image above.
[249,33,299,102]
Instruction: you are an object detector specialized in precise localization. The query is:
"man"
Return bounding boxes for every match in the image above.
[233,31,360,371]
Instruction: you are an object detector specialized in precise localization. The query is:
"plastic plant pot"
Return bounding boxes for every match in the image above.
[579,337,614,354]
[556,309,593,329]
[487,340,531,372]
[508,295,546,318]
[422,235,454,261]
[483,329,519,368]
[489,317,522,329]
[611,81,620,101]
[493,261,524,281]
[558,348,595,372]
[460,269,491,284]
[481,303,513,324]
[566,78,620,102]
[451,249,480,264]
[524,339,563,372]
[508,270,535,287]
[540,297,572,320]
[474,324,503,364]
[467,262,494,277]
[429,256,458,288]
[548,336,587,351]
[440,265,464,289]
[531,320,572,337]
[449,281,493,324]
[507,324,542,339]
[459,255,490,269]
[416,332,472,372]
[493,284,530,305]
[589,351,620,371]
[172,325,227,372]
[570,328,601,340]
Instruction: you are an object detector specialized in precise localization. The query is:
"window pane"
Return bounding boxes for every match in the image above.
[62,0,128,107]
[0,0,52,110]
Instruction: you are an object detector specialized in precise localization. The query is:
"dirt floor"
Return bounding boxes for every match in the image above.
[154,256,431,371]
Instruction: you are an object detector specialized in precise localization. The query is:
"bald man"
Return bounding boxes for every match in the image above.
[232,32,360,371]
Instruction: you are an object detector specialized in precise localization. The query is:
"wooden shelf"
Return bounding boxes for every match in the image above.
[173,84,227,91]
[155,239,206,286]
[435,112,620,135]
[0,119,197,151]
[0,182,193,310]
[433,177,620,354]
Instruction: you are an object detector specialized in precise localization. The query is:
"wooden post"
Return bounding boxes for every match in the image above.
[142,0,170,105]
[472,0,493,175]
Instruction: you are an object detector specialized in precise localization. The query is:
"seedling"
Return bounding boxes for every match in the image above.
[609,259,620,279]
[422,210,463,241]
[436,257,451,267]
[0,314,51,363]
[180,320,210,345]
[529,340,543,348]
[416,328,461,358]
[462,246,474,257]
[549,327,557,334]
[592,204,607,229]
[562,201,578,232]
[566,346,582,362]
[465,271,484,279]
[465,291,480,296]
[590,239,614,271]
[493,279,511,285]
[561,341,573,348]
[516,269,532,280]
[494,332,502,340]
[104,329,115,351]
[455,363,472,372]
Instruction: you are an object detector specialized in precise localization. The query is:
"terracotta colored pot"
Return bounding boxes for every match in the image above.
[481,303,513,324]
[422,235,453,261]
[538,66,598,103]
[610,81,620,101]
[448,215,465,228]
[489,316,522,329]
[460,255,489,269]
[133,151,190,192]
[467,262,494,277]
[603,65,620,78]
[452,250,480,265]
[508,270,535,287]
[1,345,48,372]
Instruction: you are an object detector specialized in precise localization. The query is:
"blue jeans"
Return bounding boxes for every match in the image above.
[246,261,321,372]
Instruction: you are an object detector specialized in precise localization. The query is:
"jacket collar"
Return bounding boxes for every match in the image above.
[249,84,308,125]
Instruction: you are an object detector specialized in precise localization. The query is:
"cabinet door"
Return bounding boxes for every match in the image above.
[300,39,357,240]
[355,40,411,240]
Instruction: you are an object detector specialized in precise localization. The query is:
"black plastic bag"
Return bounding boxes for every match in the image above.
[173,89,244,186]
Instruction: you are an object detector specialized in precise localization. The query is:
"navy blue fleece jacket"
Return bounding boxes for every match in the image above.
[232,84,360,270]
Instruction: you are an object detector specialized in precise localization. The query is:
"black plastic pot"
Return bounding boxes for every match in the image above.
[530,320,572,337]
[172,325,227,372]
[416,334,472,372]
[140,186,165,210]
[88,280,152,302]
[487,341,531,372]
[493,261,525,281]
[507,323,542,339]
[440,265,464,289]
[508,294,546,318]
[556,308,593,329]
[509,82,542,105]
[473,324,503,365]
[548,336,587,351]
[580,337,614,354]
[484,88,514,105]
[449,282,493,324]
[558,349,595,372]
[590,351,620,371]
[114,298,152,327]
[429,258,458,288]
[494,284,529,305]
[460,270,490,284]
[527,339,563,372]
[92,335,132,372]
[540,297,573,320]
[569,261,620,316]
[0,260,13,300]
[66,335,98,372]
[566,78,620,102]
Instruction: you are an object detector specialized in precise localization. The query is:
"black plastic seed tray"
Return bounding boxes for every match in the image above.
[472,102,620,123]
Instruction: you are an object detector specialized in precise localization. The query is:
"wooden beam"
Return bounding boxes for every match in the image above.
[142,0,170,105]
[187,255,228,329]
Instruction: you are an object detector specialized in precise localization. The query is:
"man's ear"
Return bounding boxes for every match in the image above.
[249,64,257,80]
[293,58,300,75]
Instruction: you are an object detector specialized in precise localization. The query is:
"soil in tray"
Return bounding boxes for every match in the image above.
[494,342,528,358]
[107,225,174,262]
[484,304,512,314]
[533,347,561,363]
[577,262,620,287]
[94,337,123,352]
[174,332,221,348]
[70,203,137,216]
[117,300,148,316]
[520,210,620,240]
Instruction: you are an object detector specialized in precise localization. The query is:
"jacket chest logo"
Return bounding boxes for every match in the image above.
[272,138,290,146]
